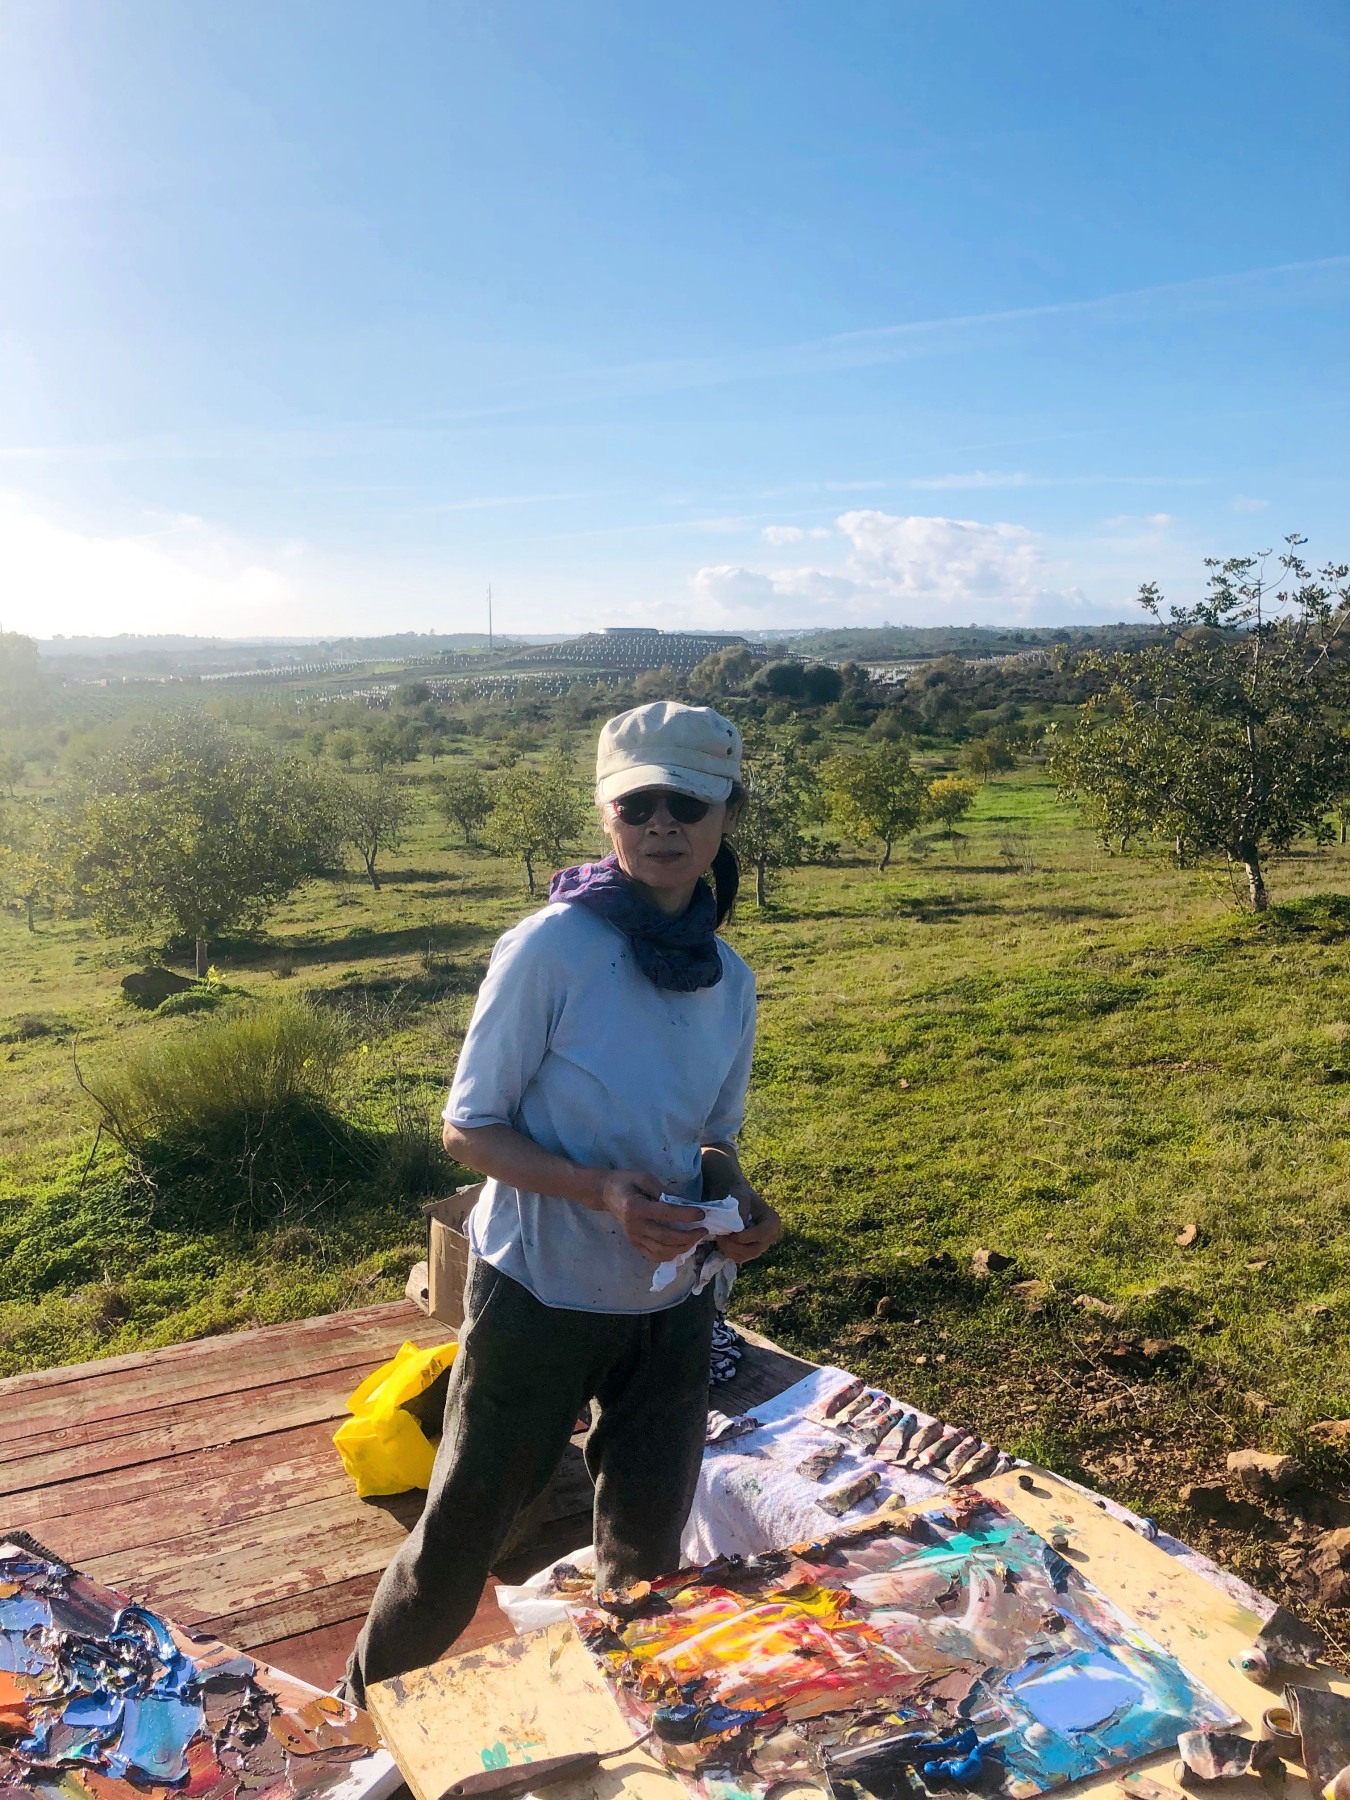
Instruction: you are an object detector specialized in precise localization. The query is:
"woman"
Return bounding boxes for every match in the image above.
[344,699,780,1701]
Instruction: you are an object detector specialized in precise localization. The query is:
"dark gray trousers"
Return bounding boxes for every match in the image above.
[344,1258,715,1702]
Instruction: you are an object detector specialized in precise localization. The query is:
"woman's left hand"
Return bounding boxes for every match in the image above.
[722,1186,782,1265]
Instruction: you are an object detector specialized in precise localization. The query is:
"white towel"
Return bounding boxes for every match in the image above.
[649,1193,744,1295]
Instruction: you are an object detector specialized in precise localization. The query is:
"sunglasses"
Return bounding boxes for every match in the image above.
[612,789,712,826]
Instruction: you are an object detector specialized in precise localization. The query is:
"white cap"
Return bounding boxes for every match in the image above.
[595,701,742,804]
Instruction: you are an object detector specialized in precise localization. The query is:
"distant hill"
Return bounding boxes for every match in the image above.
[35,631,550,680]
[782,622,1166,660]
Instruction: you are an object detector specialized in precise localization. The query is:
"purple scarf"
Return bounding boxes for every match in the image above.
[548,855,723,992]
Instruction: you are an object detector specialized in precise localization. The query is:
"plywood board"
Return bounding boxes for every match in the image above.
[975,1465,1350,1800]
[367,1621,683,1800]
[370,1474,1349,1800]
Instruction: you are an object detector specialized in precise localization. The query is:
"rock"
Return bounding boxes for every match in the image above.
[120,967,195,1009]
[1011,1278,1049,1314]
[1098,1334,1187,1375]
[1175,1223,1201,1249]
[1244,1391,1276,1416]
[1309,1528,1350,1607]
[1180,1481,1238,1520]
[874,1296,894,1318]
[971,1248,1016,1279]
[1074,1294,1121,1320]
[922,1251,957,1274]
[1311,1419,1350,1444]
[1227,1449,1301,1497]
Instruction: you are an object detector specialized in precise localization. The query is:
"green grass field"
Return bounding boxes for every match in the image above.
[4,762,1350,1627]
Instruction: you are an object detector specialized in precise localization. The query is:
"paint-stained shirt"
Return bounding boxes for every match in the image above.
[443,900,757,1313]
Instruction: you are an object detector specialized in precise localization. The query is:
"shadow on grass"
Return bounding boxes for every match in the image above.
[210,920,500,971]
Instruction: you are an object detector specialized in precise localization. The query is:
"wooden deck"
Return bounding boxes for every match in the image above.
[0,1301,813,1692]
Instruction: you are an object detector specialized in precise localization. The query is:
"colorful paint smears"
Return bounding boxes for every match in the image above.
[0,1536,387,1800]
[574,1493,1233,1800]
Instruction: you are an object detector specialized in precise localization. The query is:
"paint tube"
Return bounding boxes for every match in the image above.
[818,1470,882,1517]
[897,1418,945,1465]
[797,1442,846,1482]
[912,1424,963,1471]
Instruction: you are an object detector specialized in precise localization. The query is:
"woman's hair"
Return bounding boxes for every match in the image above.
[711,782,744,927]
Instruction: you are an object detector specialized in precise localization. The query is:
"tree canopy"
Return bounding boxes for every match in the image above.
[734,728,821,905]
[485,758,587,893]
[60,715,333,972]
[1050,539,1350,909]
[822,738,925,870]
[433,766,493,844]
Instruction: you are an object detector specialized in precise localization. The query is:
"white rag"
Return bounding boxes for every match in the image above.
[649,1193,744,1300]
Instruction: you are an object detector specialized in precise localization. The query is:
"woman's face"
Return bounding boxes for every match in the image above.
[601,788,735,903]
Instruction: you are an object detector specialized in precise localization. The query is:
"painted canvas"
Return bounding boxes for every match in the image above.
[572,1492,1233,1800]
[0,1534,397,1800]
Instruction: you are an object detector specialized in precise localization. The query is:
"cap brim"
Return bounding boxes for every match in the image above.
[596,763,735,804]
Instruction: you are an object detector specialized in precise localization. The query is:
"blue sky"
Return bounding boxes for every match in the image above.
[0,0,1346,639]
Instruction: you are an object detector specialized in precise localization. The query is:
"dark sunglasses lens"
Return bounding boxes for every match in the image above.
[614,790,711,825]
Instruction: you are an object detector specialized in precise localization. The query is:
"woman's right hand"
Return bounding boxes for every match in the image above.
[594,1171,706,1263]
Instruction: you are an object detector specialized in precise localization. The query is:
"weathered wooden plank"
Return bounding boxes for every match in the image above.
[84,1494,414,1623]
[199,1572,385,1651]
[0,1419,342,1531]
[0,1310,449,1445]
[0,1365,371,1496]
[715,1326,816,1413]
[18,1437,355,1564]
[0,1301,432,1401]
[253,1579,512,1692]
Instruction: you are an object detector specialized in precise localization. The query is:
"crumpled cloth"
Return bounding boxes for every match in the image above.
[650,1193,743,1304]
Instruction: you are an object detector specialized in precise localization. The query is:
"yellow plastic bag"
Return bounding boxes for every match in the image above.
[333,1338,458,1498]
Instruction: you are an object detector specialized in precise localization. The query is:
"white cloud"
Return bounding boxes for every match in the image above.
[909,471,1033,490]
[691,510,1110,626]
[1230,495,1270,514]
[0,493,301,637]
[1103,512,1175,528]
[761,524,832,544]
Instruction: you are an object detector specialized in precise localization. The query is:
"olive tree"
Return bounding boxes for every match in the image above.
[1050,538,1350,910]
[60,715,333,973]
[485,759,587,894]
[922,774,978,839]
[734,728,821,906]
[434,766,493,845]
[332,772,409,890]
[822,739,926,870]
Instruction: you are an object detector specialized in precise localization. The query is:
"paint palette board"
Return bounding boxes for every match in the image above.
[365,1620,683,1800]
[0,1533,399,1800]
[572,1492,1235,1800]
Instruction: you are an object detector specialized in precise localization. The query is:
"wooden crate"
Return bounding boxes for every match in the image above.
[425,1184,482,1328]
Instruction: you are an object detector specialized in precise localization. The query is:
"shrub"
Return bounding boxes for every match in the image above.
[85,1001,362,1225]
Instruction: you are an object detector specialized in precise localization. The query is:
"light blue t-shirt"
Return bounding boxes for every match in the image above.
[443,901,757,1313]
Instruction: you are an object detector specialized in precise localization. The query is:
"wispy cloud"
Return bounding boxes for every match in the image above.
[3,256,1345,466]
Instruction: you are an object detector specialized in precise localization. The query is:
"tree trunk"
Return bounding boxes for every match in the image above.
[24,893,35,932]
[879,838,892,872]
[1342,816,1347,846]
[1235,848,1268,912]
[364,854,381,890]
[756,858,767,907]
[195,935,208,978]
[1174,836,1185,868]
[524,851,536,895]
